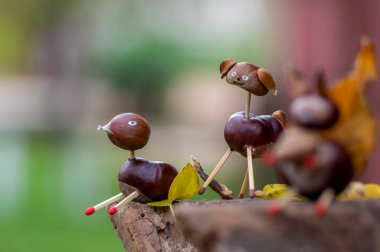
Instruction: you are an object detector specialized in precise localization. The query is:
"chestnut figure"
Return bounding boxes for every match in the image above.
[85,113,178,216]
[265,70,354,216]
[199,58,285,198]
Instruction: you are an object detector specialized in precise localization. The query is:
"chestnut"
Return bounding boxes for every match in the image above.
[224,111,285,157]
[98,113,150,151]
[118,158,178,201]
[276,140,353,200]
[290,94,339,129]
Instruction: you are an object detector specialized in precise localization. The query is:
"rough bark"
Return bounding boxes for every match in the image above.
[176,199,380,252]
[110,199,380,252]
[109,202,196,252]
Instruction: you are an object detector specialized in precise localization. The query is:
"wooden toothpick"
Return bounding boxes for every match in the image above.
[238,168,249,199]
[244,92,251,119]
[198,148,232,194]
[247,146,255,198]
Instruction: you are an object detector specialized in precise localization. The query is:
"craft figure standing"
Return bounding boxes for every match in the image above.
[198,59,286,198]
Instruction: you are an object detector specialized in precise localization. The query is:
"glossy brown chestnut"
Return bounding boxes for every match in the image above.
[118,157,178,201]
[220,58,277,96]
[224,111,284,157]
[290,94,339,129]
[276,140,353,200]
[98,113,151,151]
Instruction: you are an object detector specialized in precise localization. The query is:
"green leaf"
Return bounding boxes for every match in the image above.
[147,199,171,207]
[168,163,201,202]
[148,163,201,207]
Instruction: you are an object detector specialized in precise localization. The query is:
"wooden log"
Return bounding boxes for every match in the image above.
[176,199,380,252]
[109,202,196,252]
[110,199,380,252]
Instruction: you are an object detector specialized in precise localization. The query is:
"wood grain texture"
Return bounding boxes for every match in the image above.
[110,199,380,252]
[109,202,196,252]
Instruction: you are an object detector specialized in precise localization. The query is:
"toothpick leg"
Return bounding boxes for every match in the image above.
[244,92,251,118]
[198,148,232,194]
[314,188,335,216]
[247,146,255,198]
[84,193,126,216]
[238,168,249,199]
[108,191,139,215]
[266,188,298,215]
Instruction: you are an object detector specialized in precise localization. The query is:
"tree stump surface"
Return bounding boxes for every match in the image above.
[109,202,196,252]
[110,199,380,252]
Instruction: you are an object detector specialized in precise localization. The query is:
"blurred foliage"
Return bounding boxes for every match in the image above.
[98,34,195,113]
[0,134,125,251]
[0,0,76,72]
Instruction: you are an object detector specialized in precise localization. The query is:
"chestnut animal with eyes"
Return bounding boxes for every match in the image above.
[85,113,178,216]
[264,70,354,216]
[198,58,285,199]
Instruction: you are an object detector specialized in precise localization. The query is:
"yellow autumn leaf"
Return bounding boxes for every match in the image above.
[168,163,201,201]
[337,181,380,201]
[148,163,201,207]
[256,184,304,200]
[363,184,380,199]
[337,181,365,201]
[147,199,171,207]
[324,37,377,173]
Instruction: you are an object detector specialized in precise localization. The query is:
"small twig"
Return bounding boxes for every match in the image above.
[191,155,233,200]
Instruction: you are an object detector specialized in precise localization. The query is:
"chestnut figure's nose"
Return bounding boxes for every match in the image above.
[236,77,241,81]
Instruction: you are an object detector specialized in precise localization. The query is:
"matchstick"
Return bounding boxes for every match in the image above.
[247,146,255,198]
[108,191,139,215]
[130,150,135,159]
[244,92,251,119]
[85,193,125,216]
[314,188,334,216]
[238,168,249,199]
[198,148,232,194]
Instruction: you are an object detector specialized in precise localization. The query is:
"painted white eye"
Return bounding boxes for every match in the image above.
[231,71,237,77]
[128,121,137,126]
[242,75,249,81]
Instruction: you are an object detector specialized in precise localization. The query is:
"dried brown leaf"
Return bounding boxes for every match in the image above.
[324,38,377,173]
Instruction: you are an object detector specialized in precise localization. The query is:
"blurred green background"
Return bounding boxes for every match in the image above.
[1,0,379,251]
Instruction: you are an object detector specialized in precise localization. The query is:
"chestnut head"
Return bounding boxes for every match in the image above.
[220,58,277,96]
[290,94,339,129]
[98,113,151,151]
[286,68,340,129]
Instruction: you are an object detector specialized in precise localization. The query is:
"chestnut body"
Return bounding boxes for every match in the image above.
[224,111,284,157]
[277,140,353,200]
[118,158,178,201]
